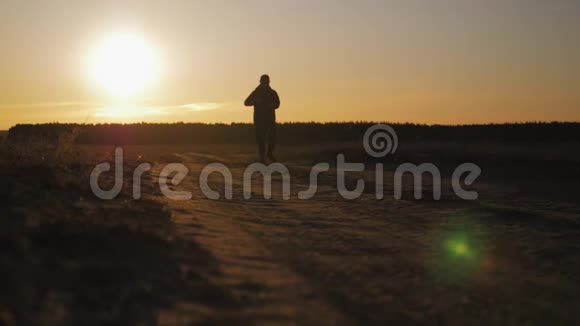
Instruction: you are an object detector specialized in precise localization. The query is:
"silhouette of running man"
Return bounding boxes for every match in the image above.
[244,74,280,163]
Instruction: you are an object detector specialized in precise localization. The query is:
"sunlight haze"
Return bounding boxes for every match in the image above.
[1,0,579,129]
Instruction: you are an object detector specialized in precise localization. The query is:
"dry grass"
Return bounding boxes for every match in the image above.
[0,131,211,325]
[6,127,83,167]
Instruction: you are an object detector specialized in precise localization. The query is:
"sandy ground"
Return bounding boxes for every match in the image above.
[127,146,580,325]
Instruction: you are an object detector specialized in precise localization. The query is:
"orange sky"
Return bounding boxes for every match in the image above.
[1,1,579,129]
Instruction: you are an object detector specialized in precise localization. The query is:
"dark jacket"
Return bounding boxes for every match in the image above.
[244,85,280,113]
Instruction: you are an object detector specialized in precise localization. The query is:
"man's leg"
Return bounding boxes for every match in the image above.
[254,121,267,162]
[267,119,277,161]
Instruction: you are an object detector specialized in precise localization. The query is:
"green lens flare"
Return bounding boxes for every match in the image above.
[448,239,470,257]
[430,211,491,282]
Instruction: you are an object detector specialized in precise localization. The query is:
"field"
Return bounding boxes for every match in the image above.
[1,125,580,325]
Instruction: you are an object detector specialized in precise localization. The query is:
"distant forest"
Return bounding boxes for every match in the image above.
[7,122,580,145]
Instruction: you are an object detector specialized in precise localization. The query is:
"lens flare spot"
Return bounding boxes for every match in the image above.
[449,241,469,257]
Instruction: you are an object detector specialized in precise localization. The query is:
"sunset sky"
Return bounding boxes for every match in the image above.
[1,0,579,129]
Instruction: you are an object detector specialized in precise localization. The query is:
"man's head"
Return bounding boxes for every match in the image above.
[260,74,270,86]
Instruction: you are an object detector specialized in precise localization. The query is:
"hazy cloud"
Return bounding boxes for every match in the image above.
[0,101,101,109]
[92,101,229,118]
[180,102,225,112]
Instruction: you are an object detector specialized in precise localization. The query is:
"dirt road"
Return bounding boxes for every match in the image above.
[149,150,580,325]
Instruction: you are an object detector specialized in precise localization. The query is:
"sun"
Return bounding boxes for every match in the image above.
[87,33,160,98]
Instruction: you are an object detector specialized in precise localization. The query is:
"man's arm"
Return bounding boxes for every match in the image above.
[273,90,280,110]
[244,90,257,107]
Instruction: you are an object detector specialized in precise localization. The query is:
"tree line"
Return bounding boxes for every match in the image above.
[7,122,580,145]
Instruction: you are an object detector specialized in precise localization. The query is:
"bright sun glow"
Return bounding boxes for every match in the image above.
[88,33,160,98]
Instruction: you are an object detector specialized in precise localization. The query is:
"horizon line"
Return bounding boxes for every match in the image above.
[4,120,580,131]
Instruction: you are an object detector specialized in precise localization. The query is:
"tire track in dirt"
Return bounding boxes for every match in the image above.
[151,156,352,325]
